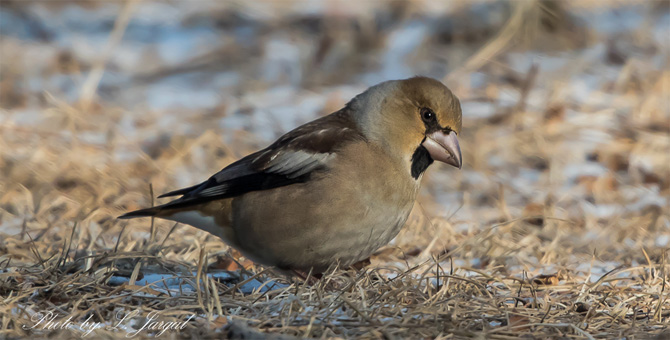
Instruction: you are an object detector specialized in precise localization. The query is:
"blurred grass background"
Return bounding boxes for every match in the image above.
[1,0,669,338]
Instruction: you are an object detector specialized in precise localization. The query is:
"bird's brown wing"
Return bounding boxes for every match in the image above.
[119,110,363,218]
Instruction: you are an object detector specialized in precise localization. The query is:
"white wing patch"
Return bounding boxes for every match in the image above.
[262,150,335,179]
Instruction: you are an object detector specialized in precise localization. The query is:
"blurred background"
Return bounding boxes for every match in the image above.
[1,1,670,338]
[1,0,669,279]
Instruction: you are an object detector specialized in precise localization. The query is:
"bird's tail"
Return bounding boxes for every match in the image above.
[118,206,162,219]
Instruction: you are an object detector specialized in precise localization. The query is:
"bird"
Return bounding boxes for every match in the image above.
[119,76,462,273]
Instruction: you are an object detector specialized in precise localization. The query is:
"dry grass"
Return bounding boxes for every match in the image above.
[1,0,669,339]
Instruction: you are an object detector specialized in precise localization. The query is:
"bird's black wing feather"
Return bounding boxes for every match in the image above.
[119,109,363,218]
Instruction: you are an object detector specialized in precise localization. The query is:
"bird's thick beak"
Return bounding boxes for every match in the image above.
[422,131,462,169]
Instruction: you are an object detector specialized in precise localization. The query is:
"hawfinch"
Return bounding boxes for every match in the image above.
[120,77,462,272]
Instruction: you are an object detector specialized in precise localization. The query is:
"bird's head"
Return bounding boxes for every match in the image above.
[350,76,463,179]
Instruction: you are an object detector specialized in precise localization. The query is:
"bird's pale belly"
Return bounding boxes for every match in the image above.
[228,176,417,271]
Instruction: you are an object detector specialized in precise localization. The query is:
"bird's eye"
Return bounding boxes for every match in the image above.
[420,108,435,123]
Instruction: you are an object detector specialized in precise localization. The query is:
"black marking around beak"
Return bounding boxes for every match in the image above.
[410,143,434,180]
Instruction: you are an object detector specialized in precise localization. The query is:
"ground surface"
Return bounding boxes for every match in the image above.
[1,1,669,339]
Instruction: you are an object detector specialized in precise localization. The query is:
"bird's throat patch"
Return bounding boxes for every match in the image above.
[411,145,434,179]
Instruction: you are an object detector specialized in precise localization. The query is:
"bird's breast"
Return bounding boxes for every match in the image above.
[227,142,420,270]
